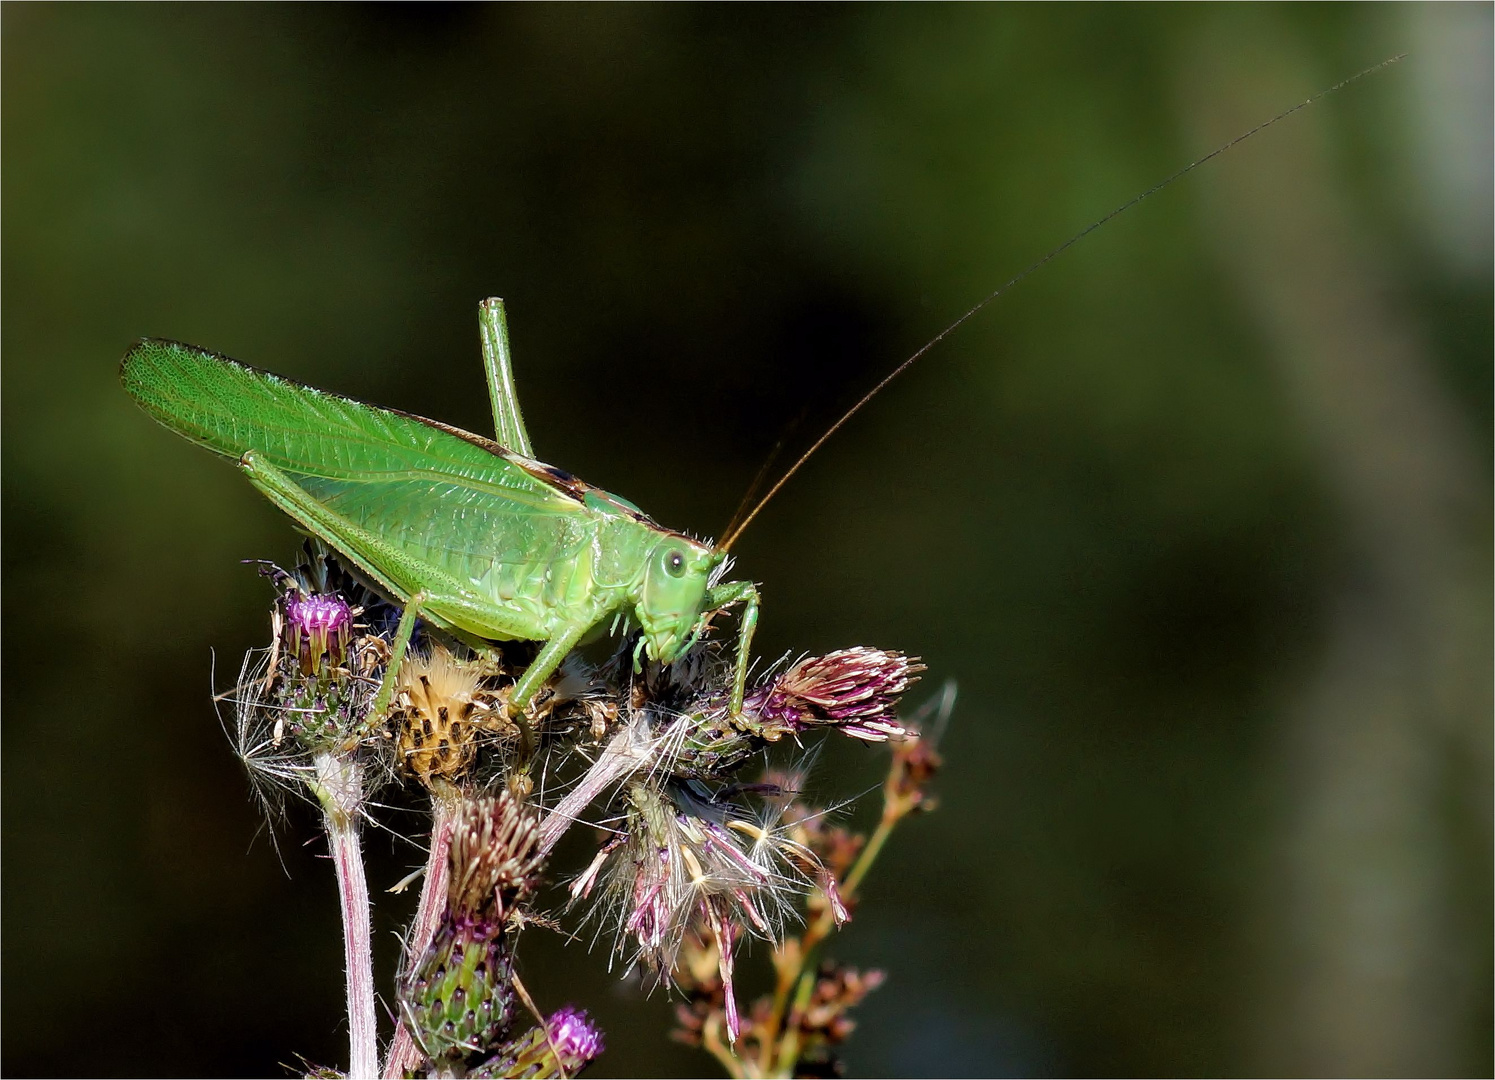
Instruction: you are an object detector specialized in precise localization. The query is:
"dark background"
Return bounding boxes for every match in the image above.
[4,5,1490,1077]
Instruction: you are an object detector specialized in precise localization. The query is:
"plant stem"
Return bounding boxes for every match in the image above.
[764,790,910,1076]
[702,1013,748,1079]
[537,719,655,855]
[840,807,898,900]
[383,780,462,1079]
[771,969,820,1078]
[313,751,378,1080]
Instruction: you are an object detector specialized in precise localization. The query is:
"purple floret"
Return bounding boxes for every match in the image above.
[547,1005,605,1064]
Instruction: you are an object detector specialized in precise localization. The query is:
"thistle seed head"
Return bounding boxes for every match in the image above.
[802,963,886,1047]
[396,644,502,785]
[572,776,831,995]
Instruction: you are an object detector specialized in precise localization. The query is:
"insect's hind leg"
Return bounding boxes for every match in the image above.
[238,450,432,747]
[478,298,533,456]
[705,580,759,718]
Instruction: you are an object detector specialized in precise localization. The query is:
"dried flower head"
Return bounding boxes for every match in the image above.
[791,963,887,1075]
[396,644,507,785]
[569,773,844,1044]
[887,728,943,814]
[447,792,544,921]
[575,782,782,964]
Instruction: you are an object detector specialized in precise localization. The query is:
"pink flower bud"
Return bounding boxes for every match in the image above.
[747,648,924,742]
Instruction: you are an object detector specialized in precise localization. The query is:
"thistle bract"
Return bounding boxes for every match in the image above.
[405,923,518,1061]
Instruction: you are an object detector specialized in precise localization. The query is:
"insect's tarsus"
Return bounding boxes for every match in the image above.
[716,52,1407,553]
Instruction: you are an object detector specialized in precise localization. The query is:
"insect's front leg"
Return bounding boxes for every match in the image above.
[356,590,427,745]
[705,580,760,718]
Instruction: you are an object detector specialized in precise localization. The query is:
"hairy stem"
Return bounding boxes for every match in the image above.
[383,780,462,1079]
[537,719,656,855]
[313,752,378,1080]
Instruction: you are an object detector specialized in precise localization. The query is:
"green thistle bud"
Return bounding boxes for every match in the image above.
[403,922,518,1061]
[273,590,359,748]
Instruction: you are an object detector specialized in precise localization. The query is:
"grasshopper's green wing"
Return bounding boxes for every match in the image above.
[120,339,598,636]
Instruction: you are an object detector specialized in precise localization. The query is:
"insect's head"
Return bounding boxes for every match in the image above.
[636,535,720,665]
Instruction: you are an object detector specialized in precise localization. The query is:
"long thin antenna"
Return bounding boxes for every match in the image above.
[721,399,816,542]
[716,53,1405,553]
[721,433,790,545]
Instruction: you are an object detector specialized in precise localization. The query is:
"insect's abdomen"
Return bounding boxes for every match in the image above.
[298,472,607,637]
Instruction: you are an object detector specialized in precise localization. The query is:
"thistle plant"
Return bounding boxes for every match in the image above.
[221,541,948,1079]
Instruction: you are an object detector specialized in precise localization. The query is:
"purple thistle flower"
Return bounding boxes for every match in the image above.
[746,647,925,742]
[471,1006,605,1077]
[546,1006,605,1065]
[284,592,353,675]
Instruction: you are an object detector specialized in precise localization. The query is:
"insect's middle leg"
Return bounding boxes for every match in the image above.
[506,618,591,760]
[347,590,427,750]
[372,592,425,716]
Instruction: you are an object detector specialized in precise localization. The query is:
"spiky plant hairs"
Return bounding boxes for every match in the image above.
[568,768,834,980]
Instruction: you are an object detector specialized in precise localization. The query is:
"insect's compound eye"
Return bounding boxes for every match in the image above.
[665,550,686,577]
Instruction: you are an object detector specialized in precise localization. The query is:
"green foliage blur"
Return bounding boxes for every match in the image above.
[4,6,1489,1077]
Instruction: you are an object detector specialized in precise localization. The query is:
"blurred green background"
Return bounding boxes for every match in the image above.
[4,5,1490,1077]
